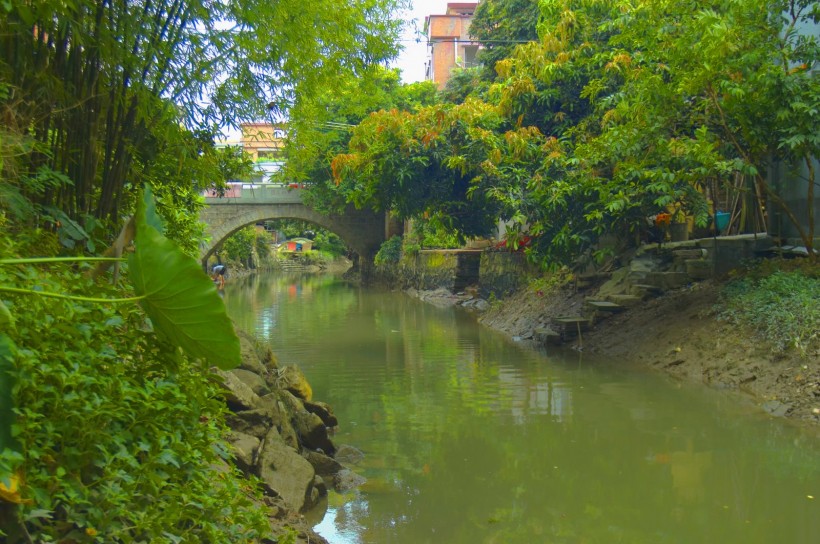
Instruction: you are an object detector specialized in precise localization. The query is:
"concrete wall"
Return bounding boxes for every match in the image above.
[478,252,534,299]
[375,249,534,297]
[767,156,820,247]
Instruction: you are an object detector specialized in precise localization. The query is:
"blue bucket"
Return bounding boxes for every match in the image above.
[714,211,730,231]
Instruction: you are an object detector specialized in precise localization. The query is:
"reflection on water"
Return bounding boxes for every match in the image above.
[225,274,820,544]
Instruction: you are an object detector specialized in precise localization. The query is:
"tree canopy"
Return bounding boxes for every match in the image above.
[321,0,818,264]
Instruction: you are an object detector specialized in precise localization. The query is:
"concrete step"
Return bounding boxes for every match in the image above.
[575,272,612,290]
[552,316,592,337]
[534,327,563,345]
[630,284,664,298]
[585,300,625,313]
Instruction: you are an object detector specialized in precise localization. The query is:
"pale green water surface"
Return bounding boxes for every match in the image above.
[224,273,819,544]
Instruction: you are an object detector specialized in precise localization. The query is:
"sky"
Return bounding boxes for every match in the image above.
[390,0,450,83]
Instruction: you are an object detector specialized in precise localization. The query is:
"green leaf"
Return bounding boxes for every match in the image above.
[0,300,13,331]
[142,185,166,235]
[43,206,89,244]
[0,333,19,454]
[129,186,240,370]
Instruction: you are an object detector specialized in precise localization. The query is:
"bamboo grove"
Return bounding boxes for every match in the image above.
[0,0,405,242]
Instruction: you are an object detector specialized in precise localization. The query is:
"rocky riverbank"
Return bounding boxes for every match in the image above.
[217,331,364,544]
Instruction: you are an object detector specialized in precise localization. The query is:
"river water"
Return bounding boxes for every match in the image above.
[224,273,819,544]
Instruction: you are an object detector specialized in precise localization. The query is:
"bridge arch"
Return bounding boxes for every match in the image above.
[199,186,391,274]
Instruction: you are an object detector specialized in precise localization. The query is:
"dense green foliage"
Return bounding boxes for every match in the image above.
[718,262,819,355]
[222,226,258,268]
[406,218,463,250]
[0,268,269,541]
[374,235,404,265]
[284,68,439,214]
[255,229,273,260]
[264,220,349,258]
[321,0,818,267]
[0,0,411,540]
[312,230,349,258]
[470,0,541,81]
[0,186,264,541]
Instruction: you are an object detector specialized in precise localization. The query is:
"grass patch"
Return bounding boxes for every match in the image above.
[717,260,819,356]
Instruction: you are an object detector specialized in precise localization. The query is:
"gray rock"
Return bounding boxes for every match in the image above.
[256,428,317,512]
[334,469,367,493]
[231,368,271,396]
[226,431,260,474]
[303,400,339,428]
[473,299,490,311]
[278,389,305,413]
[294,411,336,455]
[302,450,344,476]
[275,391,306,449]
[762,400,791,418]
[257,393,287,428]
[226,408,274,439]
[238,332,268,376]
[334,444,365,465]
[216,369,261,412]
[278,365,313,401]
[312,474,328,498]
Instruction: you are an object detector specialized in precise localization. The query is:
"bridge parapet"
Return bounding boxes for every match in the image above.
[203,184,303,205]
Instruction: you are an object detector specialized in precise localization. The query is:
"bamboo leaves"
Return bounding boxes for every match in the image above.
[129,187,240,370]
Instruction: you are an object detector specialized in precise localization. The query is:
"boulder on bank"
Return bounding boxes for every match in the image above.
[238,331,271,376]
[334,468,367,493]
[304,399,338,428]
[232,368,271,396]
[256,428,318,512]
[217,333,364,520]
[293,410,336,455]
[227,431,260,474]
[217,369,260,411]
[278,364,313,401]
[303,450,344,476]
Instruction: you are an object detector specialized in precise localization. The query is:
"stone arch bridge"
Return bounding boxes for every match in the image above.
[199,184,394,274]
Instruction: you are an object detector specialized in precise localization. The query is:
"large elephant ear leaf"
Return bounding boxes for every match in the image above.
[128,186,240,369]
[141,185,165,234]
[0,333,19,469]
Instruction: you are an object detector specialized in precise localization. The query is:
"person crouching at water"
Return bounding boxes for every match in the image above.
[211,264,226,289]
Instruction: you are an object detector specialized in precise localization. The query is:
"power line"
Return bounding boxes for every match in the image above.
[399,38,537,44]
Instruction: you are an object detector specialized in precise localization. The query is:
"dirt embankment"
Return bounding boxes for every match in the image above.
[476,279,820,426]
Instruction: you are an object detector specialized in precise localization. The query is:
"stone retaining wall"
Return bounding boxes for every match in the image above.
[376,250,530,295]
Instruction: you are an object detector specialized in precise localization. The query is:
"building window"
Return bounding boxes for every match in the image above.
[462,45,479,69]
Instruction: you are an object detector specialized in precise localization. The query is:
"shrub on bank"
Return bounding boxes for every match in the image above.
[0,231,272,541]
[718,261,819,356]
[375,235,403,265]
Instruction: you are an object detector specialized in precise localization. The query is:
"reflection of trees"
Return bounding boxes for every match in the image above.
[224,273,357,344]
[229,276,820,543]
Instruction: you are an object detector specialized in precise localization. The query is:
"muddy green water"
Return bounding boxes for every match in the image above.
[224,273,819,544]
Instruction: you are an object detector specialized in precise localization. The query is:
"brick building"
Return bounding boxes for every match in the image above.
[424,2,480,89]
[238,123,287,183]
